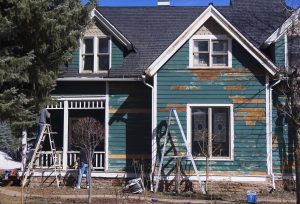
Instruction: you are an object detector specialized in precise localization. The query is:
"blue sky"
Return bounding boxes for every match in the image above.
[82,0,299,8]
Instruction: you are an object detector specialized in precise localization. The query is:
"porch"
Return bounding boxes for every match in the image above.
[34,151,105,171]
[41,95,108,171]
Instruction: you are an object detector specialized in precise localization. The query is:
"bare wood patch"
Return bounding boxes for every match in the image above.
[171,86,200,91]
[109,154,150,159]
[159,104,186,112]
[229,96,265,104]
[246,121,256,126]
[109,108,151,114]
[224,86,246,91]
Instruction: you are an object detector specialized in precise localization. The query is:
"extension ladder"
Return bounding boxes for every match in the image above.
[154,108,206,194]
[22,124,61,187]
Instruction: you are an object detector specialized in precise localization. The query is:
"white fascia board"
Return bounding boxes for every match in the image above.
[91,8,133,50]
[263,8,300,48]
[145,5,278,77]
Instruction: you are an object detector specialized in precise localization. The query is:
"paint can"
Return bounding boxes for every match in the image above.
[246,191,257,203]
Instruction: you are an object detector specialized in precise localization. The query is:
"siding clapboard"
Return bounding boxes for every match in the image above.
[156,39,268,176]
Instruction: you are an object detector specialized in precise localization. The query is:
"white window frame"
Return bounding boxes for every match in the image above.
[189,35,232,68]
[79,36,112,73]
[186,104,234,161]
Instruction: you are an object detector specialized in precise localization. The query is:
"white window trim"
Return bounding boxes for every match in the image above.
[79,36,112,73]
[186,104,234,161]
[188,35,232,69]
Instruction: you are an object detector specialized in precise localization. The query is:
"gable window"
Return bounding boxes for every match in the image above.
[81,36,110,73]
[187,104,234,160]
[189,35,232,68]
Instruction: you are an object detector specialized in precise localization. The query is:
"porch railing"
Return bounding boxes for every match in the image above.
[33,151,105,171]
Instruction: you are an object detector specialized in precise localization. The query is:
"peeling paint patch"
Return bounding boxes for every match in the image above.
[159,104,186,112]
[224,86,246,91]
[171,86,200,91]
[230,96,265,104]
[246,121,256,126]
[109,108,151,114]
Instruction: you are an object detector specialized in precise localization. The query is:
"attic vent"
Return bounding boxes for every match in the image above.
[157,0,170,6]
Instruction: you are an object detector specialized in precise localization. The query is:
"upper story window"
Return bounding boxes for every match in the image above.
[80,36,110,73]
[189,35,232,68]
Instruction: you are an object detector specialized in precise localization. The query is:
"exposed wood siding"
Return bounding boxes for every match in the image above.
[156,39,267,176]
[109,82,151,172]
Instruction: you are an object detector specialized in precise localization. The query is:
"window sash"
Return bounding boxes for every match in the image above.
[192,38,229,67]
[191,106,230,159]
[81,37,110,72]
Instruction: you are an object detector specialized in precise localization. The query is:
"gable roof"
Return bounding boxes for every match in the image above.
[91,8,133,50]
[96,1,289,77]
[263,8,300,48]
[145,5,279,76]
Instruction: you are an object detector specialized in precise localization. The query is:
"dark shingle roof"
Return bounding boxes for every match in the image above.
[96,1,290,77]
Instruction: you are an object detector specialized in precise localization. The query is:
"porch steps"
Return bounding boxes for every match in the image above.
[153,108,206,194]
[22,124,61,188]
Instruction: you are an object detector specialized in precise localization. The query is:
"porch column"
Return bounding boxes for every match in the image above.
[63,100,69,170]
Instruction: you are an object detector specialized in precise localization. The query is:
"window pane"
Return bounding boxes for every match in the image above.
[192,108,208,157]
[212,108,229,157]
[194,53,209,66]
[99,38,109,53]
[84,39,94,53]
[194,40,208,52]
[212,40,228,52]
[98,55,109,70]
[212,55,227,66]
[83,56,94,71]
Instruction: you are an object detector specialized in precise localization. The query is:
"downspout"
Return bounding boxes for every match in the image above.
[269,79,281,191]
[142,75,155,191]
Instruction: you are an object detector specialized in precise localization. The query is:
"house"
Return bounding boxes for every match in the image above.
[29,0,297,189]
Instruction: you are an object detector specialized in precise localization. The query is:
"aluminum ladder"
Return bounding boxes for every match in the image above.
[22,124,61,187]
[154,108,206,194]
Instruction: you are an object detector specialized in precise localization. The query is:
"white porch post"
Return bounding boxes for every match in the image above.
[21,130,27,172]
[63,100,69,170]
[105,82,109,171]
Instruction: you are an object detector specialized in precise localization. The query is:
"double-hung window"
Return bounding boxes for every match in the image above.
[189,35,232,68]
[81,37,110,73]
[187,104,234,160]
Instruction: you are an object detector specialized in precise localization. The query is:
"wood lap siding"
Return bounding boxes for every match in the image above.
[156,40,268,175]
[111,39,124,68]
[108,82,151,172]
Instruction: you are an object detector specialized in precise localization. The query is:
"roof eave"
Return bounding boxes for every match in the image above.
[262,8,300,48]
[145,5,278,77]
[92,8,133,50]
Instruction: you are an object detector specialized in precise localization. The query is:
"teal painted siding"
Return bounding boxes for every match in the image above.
[274,36,285,68]
[111,39,124,68]
[272,94,294,176]
[109,82,151,172]
[68,49,79,72]
[156,39,267,176]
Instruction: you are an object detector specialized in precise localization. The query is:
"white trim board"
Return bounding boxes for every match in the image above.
[263,8,300,48]
[145,5,278,77]
[91,9,133,51]
[186,104,234,161]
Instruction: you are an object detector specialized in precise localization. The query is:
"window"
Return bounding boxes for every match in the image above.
[189,35,232,68]
[187,104,234,160]
[81,37,110,73]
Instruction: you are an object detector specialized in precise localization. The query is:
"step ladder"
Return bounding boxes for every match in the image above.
[22,124,61,188]
[154,108,206,194]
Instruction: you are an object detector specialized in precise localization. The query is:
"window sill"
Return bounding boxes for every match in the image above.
[187,66,232,70]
